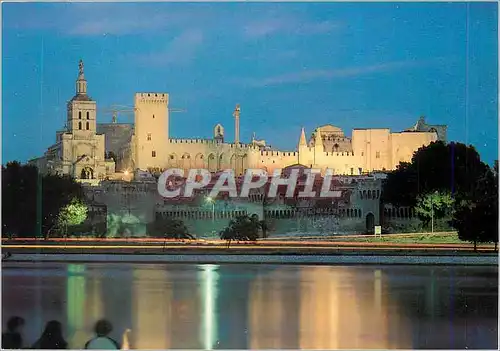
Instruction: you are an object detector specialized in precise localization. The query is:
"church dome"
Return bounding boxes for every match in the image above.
[316,124,344,136]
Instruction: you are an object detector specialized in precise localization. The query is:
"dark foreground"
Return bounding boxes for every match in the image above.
[2,262,498,349]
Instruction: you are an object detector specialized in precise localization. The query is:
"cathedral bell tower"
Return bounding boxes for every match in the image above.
[67,59,97,134]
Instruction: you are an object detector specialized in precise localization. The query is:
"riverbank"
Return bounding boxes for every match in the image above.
[2,238,498,265]
[3,252,497,265]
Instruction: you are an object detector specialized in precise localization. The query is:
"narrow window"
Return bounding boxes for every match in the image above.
[350,168,354,175]
[86,112,90,120]
[147,133,152,141]
[86,122,89,130]
[153,114,155,119]
[78,122,82,130]
[152,151,156,157]
[376,151,380,159]
[78,111,82,119]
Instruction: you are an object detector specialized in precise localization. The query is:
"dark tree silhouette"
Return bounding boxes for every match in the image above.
[2,162,85,238]
[220,215,260,247]
[381,142,497,246]
[451,166,498,250]
[382,141,488,207]
[147,217,194,239]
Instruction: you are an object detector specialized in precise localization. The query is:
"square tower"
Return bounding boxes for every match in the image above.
[134,93,169,171]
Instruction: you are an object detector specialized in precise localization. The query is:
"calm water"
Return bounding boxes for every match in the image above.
[2,262,498,349]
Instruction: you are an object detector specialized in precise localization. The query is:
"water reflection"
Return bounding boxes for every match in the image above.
[2,262,498,349]
[200,265,218,350]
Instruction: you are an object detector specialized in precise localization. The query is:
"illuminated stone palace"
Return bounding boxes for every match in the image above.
[30,60,446,182]
[27,60,446,236]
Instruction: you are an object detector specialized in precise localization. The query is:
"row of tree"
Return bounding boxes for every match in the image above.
[382,141,498,249]
[147,215,266,246]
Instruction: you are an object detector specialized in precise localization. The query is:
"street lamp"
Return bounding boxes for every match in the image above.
[206,196,215,221]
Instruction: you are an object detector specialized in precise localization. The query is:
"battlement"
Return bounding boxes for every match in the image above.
[168,138,261,150]
[324,151,356,157]
[169,138,216,144]
[135,93,169,104]
[260,150,298,157]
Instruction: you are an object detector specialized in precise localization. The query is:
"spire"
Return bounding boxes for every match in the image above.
[76,59,88,96]
[299,127,307,147]
[314,128,322,147]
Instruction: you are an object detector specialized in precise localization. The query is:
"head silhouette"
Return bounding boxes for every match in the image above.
[42,321,63,339]
[34,320,67,349]
[94,319,113,337]
[6,316,25,333]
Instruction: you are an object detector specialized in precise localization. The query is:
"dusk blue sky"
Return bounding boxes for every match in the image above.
[2,2,498,165]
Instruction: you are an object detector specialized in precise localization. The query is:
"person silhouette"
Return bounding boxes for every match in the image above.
[84,319,120,349]
[32,320,67,349]
[2,316,25,349]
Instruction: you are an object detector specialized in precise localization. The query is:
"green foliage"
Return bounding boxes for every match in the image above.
[58,198,88,228]
[415,191,454,226]
[382,141,488,207]
[147,217,194,239]
[220,215,260,242]
[380,141,498,246]
[2,162,85,238]
[451,167,498,248]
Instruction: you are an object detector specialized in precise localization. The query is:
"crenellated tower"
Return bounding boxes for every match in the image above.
[134,92,169,171]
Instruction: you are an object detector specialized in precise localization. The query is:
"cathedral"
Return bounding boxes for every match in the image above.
[29,60,115,183]
[30,60,447,182]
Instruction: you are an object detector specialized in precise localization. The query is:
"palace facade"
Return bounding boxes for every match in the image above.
[30,60,446,183]
[27,60,446,236]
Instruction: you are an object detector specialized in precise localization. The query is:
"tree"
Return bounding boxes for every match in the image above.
[382,162,419,207]
[219,215,260,247]
[451,167,498,250]
[147,217,194,240]
[382,141,488,207]
[42,173,86,236]
[2,162,85,238]
[415,191,454,228]
[2,162,36,238]
[57,198,88,237]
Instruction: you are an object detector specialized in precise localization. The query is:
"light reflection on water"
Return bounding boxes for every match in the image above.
[2,262,498,349]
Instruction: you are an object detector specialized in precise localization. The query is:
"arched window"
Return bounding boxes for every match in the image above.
[86,122,89,130]
[86,112,90,120]
[368,190,371,198]
[78,111,82,119]
[78,121,82,130]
